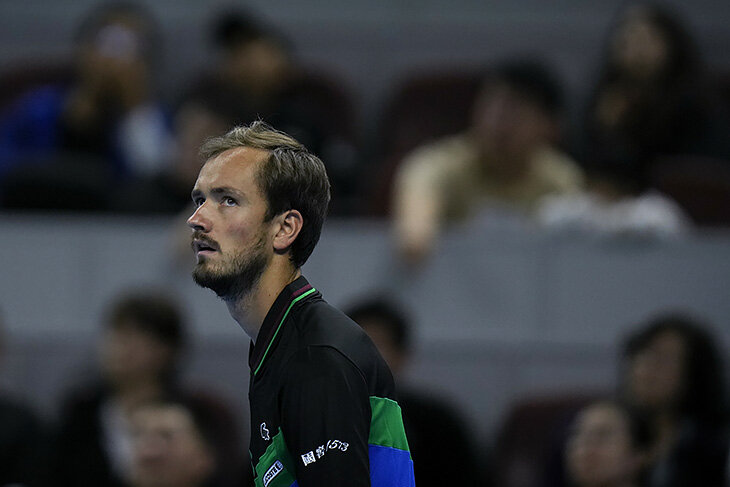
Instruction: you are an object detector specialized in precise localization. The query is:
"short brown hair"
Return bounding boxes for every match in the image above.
[199,121,331,268]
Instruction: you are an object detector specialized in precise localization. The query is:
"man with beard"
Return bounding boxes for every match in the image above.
[187,121,415,487]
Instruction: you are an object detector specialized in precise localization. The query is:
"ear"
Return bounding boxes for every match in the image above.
[272,209,303,253]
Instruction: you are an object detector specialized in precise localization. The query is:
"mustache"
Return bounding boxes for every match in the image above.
[191,232,220,251]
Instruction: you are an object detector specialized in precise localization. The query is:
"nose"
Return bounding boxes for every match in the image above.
[187,204,211,232]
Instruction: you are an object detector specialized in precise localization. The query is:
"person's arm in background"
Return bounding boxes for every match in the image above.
[392,145,445,266]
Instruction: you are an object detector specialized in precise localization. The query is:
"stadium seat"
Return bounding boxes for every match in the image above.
[650,155,730,226]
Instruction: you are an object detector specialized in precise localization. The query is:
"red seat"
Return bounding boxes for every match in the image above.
[650,155,730,226]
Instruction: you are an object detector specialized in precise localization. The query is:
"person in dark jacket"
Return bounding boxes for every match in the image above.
[51,291,241,487]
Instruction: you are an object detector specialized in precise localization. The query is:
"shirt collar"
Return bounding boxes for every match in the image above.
[248,275,317,375]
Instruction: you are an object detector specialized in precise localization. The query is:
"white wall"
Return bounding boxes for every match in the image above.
[1,214,728,443]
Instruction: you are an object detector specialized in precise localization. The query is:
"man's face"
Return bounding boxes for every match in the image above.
[78,16,149,93]
[226,38,290,95]
[471,83,553,167]
[188,147,274,300]
[130,405,214,487]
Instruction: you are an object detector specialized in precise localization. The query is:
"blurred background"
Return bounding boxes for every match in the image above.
[0,1,729,486]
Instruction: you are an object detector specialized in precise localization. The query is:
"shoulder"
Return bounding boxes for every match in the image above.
[283,345,363,383]
[397,134,475,181]
[289,299,395,397]
[532,147,585,191]
[57,384,107,422]
[0,394,41,430]
[295,300,375,355]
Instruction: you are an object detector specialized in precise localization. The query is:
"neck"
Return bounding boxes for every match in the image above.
[225,260,301,343]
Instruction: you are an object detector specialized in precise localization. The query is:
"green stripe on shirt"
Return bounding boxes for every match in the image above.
[368,396,411,456]
[254,429,297,487]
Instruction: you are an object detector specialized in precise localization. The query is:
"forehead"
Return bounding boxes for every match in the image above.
[195,146,270,191]
[134,406,195,432]
[578,404,625,429]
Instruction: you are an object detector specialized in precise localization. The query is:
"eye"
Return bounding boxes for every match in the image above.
[222,196,238,207]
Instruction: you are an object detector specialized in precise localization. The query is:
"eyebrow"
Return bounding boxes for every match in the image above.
[190,186,246,201]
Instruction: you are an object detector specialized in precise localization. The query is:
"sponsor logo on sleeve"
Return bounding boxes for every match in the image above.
[263,460,283,487]
[302,439,350,466]
[301,451,316,467]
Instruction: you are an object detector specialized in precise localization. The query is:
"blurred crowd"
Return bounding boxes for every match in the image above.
[0,3,729,258]
[1,2,729,487]
[0,291,727,487]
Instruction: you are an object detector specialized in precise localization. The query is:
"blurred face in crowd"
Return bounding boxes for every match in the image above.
[100,322,174,387]
[611,8,669,79]
[626,330,686,412]
[224,37,290,96]
[131,404,215,487]
[566,403,643,487]
[470,82,555,171]
[188,148,274,299]
[77,14,151,102]
[173,103,228,187]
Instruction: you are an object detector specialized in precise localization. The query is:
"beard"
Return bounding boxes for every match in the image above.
[192,233,269,301]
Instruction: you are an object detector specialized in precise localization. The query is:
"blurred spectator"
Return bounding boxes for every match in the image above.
[565,400,653,487]
[51,291,241,487]
[0,308,49,486]
[182,9,358,214]
[111,94,231,214]
[346,297,482,487]
[0,2,173,210]
[580,4,730,192]
[129,400,220,487]
[620,313,729,487]
[393,60,583,264]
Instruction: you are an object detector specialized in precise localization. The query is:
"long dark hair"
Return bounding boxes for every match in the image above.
[621,312,727,426]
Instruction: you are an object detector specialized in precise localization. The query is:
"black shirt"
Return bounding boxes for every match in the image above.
[247,276,415,487]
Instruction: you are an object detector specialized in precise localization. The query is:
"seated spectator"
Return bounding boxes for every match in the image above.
[51,291,241,487]
[0,308,49,486]
[393,60,584,264]
[565,400,653,487]
[346,297,482,487]
[182,9,358,214]
[620,313,729,487]
[580,4,730,192]
[0,2,173,210]
[129,400,220,487]
[111,93,231,214]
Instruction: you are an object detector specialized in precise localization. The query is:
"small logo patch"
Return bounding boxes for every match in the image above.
[260,422,270,441]
[263,460,283,487]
